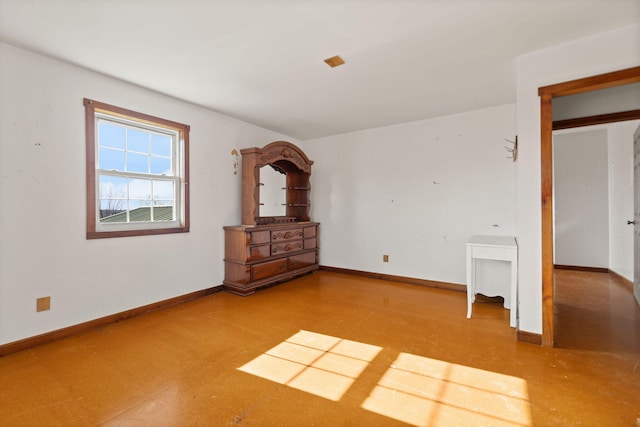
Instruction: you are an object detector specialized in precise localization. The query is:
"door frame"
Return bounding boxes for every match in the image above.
[538,66,640,347]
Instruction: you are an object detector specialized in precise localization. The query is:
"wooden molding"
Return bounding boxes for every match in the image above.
[554,265,609,273]
[609,270,634,290]
[553,109,640,130]
[319,265,466,293]
[539,66,639,348]
[517,330,543,346]
[323,266,543,343]
[0,286,222,357]
[83,98,190,239]
[553,265,632,290]
[540,92,555,348]
[538,66,640,98]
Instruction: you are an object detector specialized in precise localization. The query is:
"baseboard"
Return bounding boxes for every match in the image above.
[319,265,466,293]
[321,266,544,345]
[0,286,223,357]
[517,330,542,345]
[609,269,634,290]
[554,264,609,273]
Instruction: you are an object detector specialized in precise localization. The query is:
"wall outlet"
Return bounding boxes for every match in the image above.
[383,254,389,263]
[36,296,50,312]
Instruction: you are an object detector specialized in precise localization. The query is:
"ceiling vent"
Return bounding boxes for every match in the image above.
[324,55,345,68]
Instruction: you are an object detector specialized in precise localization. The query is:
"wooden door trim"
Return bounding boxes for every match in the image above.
[540,93,554,347]
[538,66,640,347]
[539,66,640,98]
[553,109,640,131]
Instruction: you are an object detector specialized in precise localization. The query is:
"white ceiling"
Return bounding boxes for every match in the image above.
[0,0,638,140]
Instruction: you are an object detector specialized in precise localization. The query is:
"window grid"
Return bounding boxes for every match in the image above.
[96,116,175,176]
[96,115,179,225]
[98,173,178,223]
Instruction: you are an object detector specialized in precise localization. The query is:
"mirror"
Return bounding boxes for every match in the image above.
[259,165,286,217]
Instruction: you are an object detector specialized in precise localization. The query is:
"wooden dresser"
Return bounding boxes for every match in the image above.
[223,222,319,295]
[223,141,319,295]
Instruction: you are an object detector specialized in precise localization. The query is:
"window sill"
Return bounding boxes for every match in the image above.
[87,226,189,239]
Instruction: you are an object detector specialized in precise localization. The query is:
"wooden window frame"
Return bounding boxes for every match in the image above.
[84,98,190,239]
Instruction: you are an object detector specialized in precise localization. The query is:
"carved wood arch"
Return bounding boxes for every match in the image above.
[240,141,314,225]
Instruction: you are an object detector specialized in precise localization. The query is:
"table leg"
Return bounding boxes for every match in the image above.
[510,257,518,327]
[466,247,474,319]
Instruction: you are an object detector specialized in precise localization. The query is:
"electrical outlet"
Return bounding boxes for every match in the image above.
[36,296,50,312]
[383,254,389,263]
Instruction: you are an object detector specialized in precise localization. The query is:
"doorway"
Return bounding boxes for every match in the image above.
[553,121,639,348]
[538,66,640,347]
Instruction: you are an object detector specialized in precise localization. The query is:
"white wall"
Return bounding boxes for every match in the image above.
[515,23,640,334]
[553,129,609,268]
[0,42,294,345]
[552,82,640,121]
[259,166,287,217]
[302,104,516,287]
[608,120,638,282]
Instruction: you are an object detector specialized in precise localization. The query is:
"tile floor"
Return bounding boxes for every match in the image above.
[0,270,638,426]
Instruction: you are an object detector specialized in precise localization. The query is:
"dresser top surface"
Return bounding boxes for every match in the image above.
[224,222,319,231]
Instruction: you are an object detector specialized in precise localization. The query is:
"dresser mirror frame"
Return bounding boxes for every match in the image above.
[240,141,313,226]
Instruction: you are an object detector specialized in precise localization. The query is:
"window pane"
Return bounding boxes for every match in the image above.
[153,180,174,200]
[129,178,152,200]
[128,200,152,222]
[127,128,149,153]
[99,148,125,171]
[151,156,171,175]
[127,152,149,173]
[99,175,127,221]
[151,134,172,156]
[99,175,127,199]
[152,205,174,221]
[98,122,125,149]
[99,200,127,221]
[100,203,127,222]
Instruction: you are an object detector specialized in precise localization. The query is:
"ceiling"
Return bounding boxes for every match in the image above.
[0,0,638,140]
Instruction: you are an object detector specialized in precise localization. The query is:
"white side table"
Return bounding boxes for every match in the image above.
[466,235,518,327]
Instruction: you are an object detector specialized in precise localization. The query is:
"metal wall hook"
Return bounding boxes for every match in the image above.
[505,135,518,162]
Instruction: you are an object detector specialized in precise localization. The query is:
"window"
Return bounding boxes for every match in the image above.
[84,98,189,239]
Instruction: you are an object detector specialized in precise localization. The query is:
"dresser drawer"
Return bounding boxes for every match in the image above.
[304,226,317,238]
[303,237,317,250]
[249,244,270,260]
[252,258,288,280]
[271,228,303,242]
[251,230,271,245]
[289,251,317,270]
[271,240,303,255]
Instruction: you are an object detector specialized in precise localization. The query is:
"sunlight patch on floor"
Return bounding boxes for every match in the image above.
[238,330,382,401]
[239,330,531,425]
[362,352,532,426]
